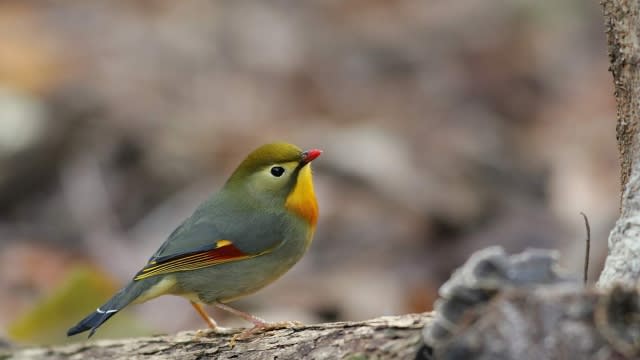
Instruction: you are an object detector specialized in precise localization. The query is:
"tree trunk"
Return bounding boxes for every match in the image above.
[598,0,640,286]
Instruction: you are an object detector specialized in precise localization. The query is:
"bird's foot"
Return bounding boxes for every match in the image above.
[213,302,303,347]
[195,326,235,338]
[229,320,303,346]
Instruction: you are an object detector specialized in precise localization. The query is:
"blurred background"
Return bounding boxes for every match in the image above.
[0,0,617,345]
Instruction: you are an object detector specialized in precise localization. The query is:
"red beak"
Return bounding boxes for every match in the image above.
[301,149,322,164]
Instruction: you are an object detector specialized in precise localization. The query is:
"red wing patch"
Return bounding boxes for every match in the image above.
[134,241,254,280]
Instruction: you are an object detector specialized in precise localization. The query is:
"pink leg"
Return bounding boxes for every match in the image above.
[214,302,302,341]
[190,301,234,336]
[191,301,219,329]
[214,302,268,326]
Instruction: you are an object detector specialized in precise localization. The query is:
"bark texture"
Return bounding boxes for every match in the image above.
[2,314,431,360]
[6,285,640,360]
[599,0,640,286]
[424,284,640,360]
[421,247,640,359]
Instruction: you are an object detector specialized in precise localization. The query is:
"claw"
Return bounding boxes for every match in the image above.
[195,326,235,338]
[228,320,303,346]
[212,302,303,347]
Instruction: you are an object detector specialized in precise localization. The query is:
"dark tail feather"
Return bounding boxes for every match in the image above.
[67,279,157,337]
[67,308,119,337]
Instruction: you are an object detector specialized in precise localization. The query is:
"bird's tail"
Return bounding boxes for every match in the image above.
[67,278,157,337]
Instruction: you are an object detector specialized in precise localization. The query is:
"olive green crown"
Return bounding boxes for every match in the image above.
[226,142,303,184]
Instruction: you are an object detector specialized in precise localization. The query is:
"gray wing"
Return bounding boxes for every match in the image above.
[146,197,287,264]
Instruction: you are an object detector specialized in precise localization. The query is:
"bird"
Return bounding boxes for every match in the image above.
[67,142,322,339]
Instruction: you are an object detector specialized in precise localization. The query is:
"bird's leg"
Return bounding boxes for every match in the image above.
[214,302,302,342]
[214,302,267,326]
[191,301,218,328]
[190,301,233,336]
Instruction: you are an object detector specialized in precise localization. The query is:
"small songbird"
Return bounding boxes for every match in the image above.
[67,142,321,339]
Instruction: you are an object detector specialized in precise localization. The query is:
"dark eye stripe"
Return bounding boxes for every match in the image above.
[270,166,285,177]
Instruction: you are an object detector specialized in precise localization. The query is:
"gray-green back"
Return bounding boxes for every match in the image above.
[147,190,289,263]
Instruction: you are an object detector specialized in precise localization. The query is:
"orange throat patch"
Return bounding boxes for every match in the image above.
[285,165,318,226]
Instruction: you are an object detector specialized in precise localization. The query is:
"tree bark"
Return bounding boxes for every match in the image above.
[2,313,431,360]
[598,0,640,286]
[5,285,640,360]
[426,284,640,360]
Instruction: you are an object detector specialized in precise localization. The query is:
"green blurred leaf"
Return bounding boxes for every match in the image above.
[8,266,152,345]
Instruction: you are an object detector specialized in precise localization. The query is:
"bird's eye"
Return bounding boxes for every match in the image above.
[270,166,285,177]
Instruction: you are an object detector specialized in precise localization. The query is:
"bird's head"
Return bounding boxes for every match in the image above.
[225,142,321,224]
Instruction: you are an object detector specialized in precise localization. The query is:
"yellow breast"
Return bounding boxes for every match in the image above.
[285,165,318,226]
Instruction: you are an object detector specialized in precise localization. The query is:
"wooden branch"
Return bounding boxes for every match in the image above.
[2,313,432,360]
[5,247,640,360]
[598,0,640,286]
